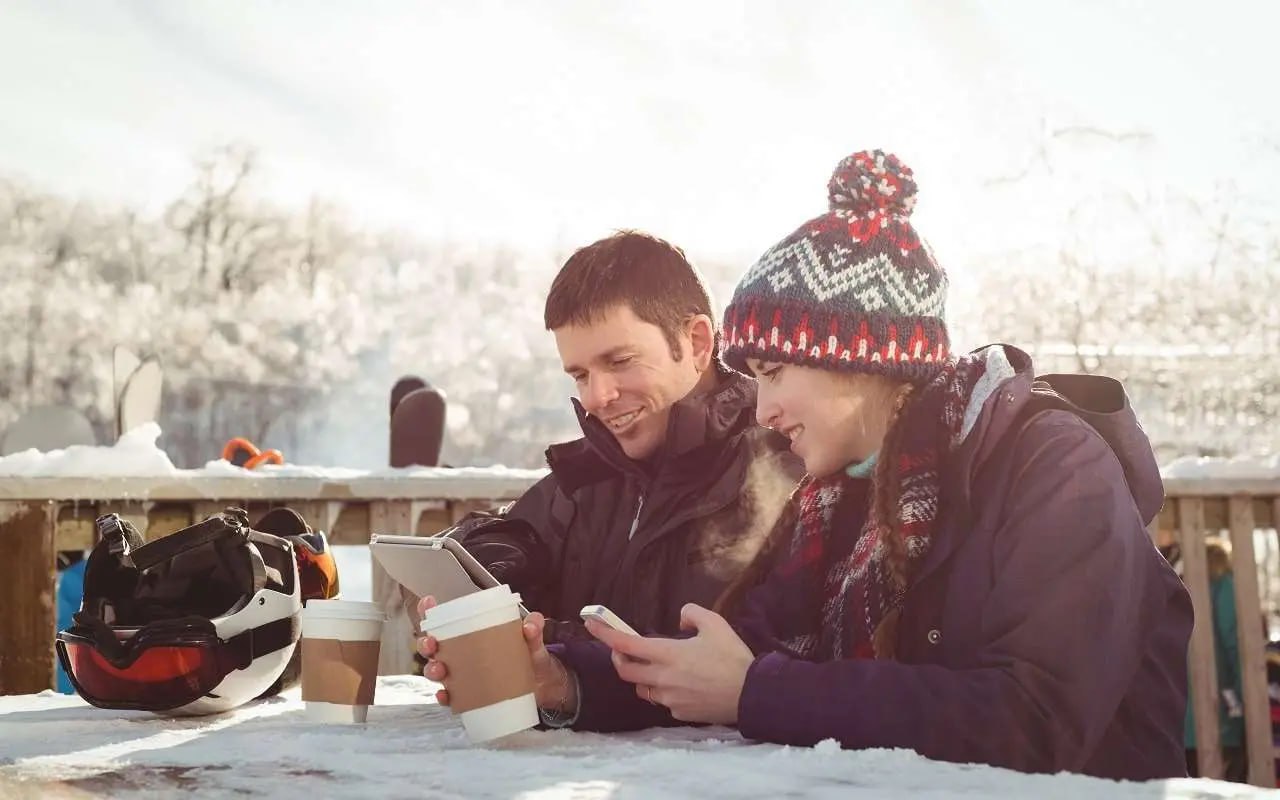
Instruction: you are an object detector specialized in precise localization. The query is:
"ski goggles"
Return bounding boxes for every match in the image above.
[291,529,340,604]
[55,614,296,712]
[57,509,303,712]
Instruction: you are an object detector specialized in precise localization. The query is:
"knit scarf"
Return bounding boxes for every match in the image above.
[781,353,990,661]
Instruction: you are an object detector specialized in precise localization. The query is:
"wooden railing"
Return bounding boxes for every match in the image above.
[1157,478,1279,787]
[1,473,1276,787]
[0,472,539,698]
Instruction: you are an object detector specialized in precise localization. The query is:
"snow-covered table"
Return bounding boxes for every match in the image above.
[0,677,1263,799]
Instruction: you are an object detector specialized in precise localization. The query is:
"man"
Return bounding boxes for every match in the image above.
[438,231,802,643]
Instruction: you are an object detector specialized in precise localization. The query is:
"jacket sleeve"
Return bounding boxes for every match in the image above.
[444,474,572,619]
[737,413,1186,774]
[548,639,678,732]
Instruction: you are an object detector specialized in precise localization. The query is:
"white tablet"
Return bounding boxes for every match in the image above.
[369,533,528,616]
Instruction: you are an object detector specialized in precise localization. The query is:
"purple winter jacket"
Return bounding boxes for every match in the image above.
[552,346,1192,781]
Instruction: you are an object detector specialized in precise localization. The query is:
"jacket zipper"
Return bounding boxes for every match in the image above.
[628,493,645,540]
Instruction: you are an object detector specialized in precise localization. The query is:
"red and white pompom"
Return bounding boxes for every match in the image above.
[827,149,918,218]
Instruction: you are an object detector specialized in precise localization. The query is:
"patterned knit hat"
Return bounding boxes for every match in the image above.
[722,150,949,383]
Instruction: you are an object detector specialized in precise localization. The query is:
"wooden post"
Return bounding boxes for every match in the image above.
[1227,496,1275,787]
[370,500,415,675]
[1179,497,1224,780]
[0,501,57,695]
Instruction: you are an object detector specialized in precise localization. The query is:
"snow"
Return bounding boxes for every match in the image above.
[0,423,177,478]
[3,424,1278,486]
[0,677,1264,799]
[1160,455,1280,481]
[0,422,546,483]
[333,545,373,603]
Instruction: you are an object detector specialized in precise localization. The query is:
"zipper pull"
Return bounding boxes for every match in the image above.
[628,494,645,540]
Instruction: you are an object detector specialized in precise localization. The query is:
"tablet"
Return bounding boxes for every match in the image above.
[369,533,528,616]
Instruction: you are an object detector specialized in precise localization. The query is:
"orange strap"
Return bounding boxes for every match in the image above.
[221,438,285,469]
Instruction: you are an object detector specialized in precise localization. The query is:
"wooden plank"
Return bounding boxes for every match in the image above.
[191,502,229,525]
[1165,496,1275,532]
[146,504,193,540]
[286,501,346,536]
[370,501,416,676]
[409,500,446,537]
[54,503,96,551]
[0,501,57,694]
[330,502,370,544]
[1227,496,1274,787]
[1179,497,1224,780]
[417,506,452,537]
[1162,478,1280,499]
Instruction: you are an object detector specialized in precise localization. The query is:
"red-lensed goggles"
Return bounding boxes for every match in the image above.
[56,507,339,713]
[56,614,297,712]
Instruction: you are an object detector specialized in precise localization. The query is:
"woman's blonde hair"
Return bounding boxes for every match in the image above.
[1205,537,1233,580]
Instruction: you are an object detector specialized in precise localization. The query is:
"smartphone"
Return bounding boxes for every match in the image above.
[369,533,527,616]
[580,604,640,636]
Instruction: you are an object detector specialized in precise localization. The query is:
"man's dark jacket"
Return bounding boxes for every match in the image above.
[447,365,803,643]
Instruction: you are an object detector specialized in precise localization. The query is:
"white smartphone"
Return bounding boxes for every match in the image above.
[580,604,640,636]
[369,533,527,616]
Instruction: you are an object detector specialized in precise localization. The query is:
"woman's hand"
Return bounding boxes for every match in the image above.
[585,603,754,724]
[416,595,578,714]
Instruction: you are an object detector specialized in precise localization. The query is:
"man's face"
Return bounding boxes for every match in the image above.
[554,304,701,460]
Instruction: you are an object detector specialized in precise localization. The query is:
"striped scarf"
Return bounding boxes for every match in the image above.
[781,353,989,661]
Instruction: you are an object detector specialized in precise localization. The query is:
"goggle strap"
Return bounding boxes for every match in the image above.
[97,514,145,566]
[128,510,249,572]
[71,613,131,662]
[224,614,301,670]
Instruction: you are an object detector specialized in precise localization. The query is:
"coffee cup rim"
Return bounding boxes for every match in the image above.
[421,585,521,633]
[302,599,386,622]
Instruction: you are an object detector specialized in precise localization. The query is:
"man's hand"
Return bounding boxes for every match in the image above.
[416,595,578,714]
[585,603,754,725]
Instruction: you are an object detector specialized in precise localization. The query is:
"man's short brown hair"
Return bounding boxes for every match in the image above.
[544,230,713,360]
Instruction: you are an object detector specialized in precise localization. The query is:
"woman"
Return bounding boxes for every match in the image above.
[421,150,1192,780]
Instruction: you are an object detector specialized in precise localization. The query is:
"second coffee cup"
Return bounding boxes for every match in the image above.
[421,585,538,742]
[301,599,385,724]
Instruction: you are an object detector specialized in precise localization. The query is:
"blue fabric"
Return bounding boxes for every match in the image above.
[55,559,87,694]
[843,451,878,479]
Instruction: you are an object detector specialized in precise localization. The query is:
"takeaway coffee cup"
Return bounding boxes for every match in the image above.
[301,599,386,724]
[421,585,538,742]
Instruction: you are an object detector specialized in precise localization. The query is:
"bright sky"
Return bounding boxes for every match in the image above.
[1,0,1277,270]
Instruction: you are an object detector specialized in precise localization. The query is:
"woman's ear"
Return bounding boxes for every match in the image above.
[687,313,715,371]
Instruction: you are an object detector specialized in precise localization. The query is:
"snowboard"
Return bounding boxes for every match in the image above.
[389,376,446,468]
[113,346,163,439]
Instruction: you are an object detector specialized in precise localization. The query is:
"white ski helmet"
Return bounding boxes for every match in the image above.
[57,508,302,716]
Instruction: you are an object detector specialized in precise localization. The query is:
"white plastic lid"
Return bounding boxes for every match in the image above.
[302,599,386,622]
[421,585,521,632]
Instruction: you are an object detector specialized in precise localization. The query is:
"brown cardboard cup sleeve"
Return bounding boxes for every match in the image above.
[435,620,536,713]
[302,638,381,705]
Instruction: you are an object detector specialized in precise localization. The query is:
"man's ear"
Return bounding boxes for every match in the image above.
[687,313,715,370]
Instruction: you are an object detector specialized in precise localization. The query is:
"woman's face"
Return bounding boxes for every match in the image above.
[747,358,901,477]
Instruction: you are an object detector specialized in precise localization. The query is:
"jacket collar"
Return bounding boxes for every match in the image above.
[546,363,758,494]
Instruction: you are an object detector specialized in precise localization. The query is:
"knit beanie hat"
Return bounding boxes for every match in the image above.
[721,149,949,383]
